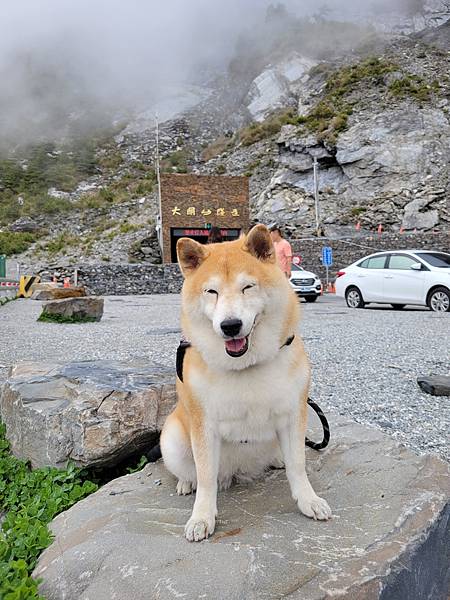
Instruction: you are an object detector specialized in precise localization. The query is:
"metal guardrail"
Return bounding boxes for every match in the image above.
[0,278,19,300]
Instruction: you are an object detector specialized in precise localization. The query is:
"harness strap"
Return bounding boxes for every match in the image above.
[176,340,191,383]
[175,337,330,451]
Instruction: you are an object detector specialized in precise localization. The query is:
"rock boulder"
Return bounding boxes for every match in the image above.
[33,416,449,599]
[0,360,176,468]
[40,297,103,321]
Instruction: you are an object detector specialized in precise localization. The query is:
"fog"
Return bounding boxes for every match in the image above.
[0,0,433,149]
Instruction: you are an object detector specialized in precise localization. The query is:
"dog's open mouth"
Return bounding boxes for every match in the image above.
[224,336,249,358]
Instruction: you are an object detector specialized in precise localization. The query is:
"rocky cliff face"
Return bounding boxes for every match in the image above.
[211,29,450,236]
[3,18,450,269]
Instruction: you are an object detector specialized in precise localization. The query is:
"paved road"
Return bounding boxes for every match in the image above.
[0,294,448,460]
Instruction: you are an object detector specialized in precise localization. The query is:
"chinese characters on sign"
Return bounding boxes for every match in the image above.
[171,206,240,217]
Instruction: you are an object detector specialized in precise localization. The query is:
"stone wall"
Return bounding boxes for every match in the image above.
[63,232,450,295]
[77,263,183,295]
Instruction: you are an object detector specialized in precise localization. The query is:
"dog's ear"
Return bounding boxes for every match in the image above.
[177,238,208,275]
[244,224,275,263]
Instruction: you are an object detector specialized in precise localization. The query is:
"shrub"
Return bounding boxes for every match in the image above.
[0,232,36,256]
[215,164,226,175]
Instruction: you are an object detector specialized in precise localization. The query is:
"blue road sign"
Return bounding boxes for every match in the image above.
[322,246,333,267]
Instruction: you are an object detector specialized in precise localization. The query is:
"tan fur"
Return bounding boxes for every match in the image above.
[160,224,331,541]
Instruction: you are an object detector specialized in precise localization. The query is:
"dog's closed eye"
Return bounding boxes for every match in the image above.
[205,289,218,295]
[242,284,255,293]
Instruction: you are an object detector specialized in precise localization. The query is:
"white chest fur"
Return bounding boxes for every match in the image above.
[189,351,309,443]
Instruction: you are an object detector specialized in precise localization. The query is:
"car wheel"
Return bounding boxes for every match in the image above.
[345,286,365,309]
[304,296,318,303]
[428,287,450,312]
[391,304,406,310]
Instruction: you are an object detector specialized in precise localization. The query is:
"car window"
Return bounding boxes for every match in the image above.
[388,255,421,270]
[366,256,387,269]
[358,256,387,268]
[291,263,303,271]
[416,252,450,268]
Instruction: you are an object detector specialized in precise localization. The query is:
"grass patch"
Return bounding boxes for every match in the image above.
[42,233,79,256]
[161,149,191,173]
[351,206,367,216]
[119,223,140,234]
[0,296,17,307]
[38,312,99,324]
[238,108,299,146]
[0,421,98,599]
[201,136,234,162]
[296,57,441,146]
[388,75,439,102]
[298,57,396,145]
[0,232,37,256]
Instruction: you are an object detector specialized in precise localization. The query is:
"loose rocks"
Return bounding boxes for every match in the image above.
[0,360,176,468]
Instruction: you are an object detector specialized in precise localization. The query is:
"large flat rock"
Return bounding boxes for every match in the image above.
[34,416,449,599]
[0,360,176,468]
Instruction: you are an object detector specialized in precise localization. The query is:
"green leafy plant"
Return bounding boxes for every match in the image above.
[0,422,98,599]
[126,455,148,474]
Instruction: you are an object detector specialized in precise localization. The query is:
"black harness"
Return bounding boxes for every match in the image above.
[176,336,330,451]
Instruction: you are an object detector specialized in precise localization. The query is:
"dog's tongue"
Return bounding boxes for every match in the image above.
[225,338,246,353]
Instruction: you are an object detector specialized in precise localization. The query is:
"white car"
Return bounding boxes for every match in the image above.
[289,264,322,302]
[335,250,450,312]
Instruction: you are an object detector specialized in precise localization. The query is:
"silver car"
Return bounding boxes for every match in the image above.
[289,264,322,302]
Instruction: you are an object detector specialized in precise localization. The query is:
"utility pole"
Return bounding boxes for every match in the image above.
[313,156,321,236]
[155,113,163,253]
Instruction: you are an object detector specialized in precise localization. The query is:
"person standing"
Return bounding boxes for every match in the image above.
[270,225,292,277]
[208,226,223,243]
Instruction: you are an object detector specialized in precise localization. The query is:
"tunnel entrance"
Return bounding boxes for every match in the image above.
[170,227,241,262]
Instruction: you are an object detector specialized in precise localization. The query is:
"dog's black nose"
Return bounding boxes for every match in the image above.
[220,318,243,337]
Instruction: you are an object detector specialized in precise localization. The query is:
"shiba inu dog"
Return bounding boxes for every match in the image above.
[160,224,331,542]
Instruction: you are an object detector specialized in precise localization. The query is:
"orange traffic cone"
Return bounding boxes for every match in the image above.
[63,277,70,288]
[377,224,383,235]
[355,222,361,231]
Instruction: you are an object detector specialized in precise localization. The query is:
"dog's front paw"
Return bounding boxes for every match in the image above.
[297,494,332,521]
[184,514,215,542]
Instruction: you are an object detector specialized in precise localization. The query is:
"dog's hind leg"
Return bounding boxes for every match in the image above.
[160,411,197,495]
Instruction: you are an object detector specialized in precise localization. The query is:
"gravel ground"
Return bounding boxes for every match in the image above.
[1,295,448,461]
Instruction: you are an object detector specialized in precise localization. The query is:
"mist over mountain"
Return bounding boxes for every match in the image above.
[0,0,444,150]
